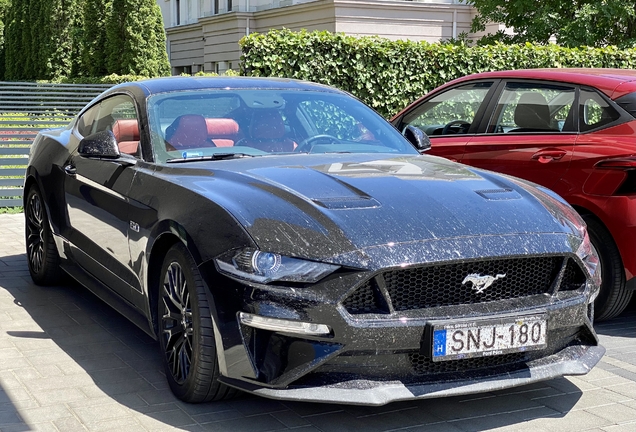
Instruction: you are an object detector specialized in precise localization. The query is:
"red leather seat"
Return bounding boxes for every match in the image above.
[165,114,214,150]
[112,119,140,155]
[205,118,240,147]
[242,110,294,152]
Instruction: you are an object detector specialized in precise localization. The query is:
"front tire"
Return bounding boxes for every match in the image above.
[157,242,236,403]
[583,215,632,321]
[25,186,62,285]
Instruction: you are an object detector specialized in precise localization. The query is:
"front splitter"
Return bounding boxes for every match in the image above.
[221,344,605,406]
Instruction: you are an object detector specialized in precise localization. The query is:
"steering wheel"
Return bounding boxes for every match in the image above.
[441,120,471,135]
[295,134,339,153]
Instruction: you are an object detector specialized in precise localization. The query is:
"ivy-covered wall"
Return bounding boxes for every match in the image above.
[240,29,636,117]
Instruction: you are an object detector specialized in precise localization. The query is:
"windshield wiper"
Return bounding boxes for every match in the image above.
[166,153,255,163]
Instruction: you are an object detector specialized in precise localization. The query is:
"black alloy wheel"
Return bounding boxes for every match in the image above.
[25,186,62,285]
[158,242,237,403]
[161,260,194,384]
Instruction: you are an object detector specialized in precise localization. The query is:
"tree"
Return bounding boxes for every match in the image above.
[37,0,84,80]
[5,0,84,80]
[0,0,11,79]
[4,0,170,80]
[4,0,27,80]
[106,0,170,77]
[469,0,636,48]
[81,0,110,76]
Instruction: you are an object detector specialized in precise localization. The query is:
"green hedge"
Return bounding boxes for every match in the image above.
[40,70,239,85]
[240,29,636,117]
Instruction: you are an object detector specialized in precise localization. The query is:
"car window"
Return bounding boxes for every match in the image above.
[400,82,493,136]
[579,89,621,132]
[298,100,376,142]
[87,95,141,158]
[488,83,575,133]
[76,104,100,137]
[146,89,418,163]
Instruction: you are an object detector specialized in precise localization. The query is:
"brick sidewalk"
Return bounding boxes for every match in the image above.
[2,213,636,431]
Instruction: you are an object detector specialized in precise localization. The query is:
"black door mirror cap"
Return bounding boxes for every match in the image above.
[403,125,432,152]
[78,130,121,159]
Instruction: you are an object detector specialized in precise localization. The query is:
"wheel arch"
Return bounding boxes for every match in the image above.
[22,174,38,206]
[146,230,185,338]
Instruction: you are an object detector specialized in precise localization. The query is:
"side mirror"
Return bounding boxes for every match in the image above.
[403,125,431,152]
[78,130,121,159]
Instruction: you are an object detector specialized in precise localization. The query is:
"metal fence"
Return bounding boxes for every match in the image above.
[0,81,112,208]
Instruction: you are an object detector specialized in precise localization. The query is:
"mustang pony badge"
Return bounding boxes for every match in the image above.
[462,273,506,294]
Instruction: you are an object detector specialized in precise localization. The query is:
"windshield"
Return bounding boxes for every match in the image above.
[146,89,417,163]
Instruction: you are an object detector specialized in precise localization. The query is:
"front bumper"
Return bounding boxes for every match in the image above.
[201,234,603,405]
[225,344,604,405]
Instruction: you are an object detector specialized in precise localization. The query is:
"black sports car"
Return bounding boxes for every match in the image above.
[24,77,603,405]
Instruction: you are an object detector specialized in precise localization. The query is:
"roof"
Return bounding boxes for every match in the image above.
[437,68,636,99]
[108,76,344,96]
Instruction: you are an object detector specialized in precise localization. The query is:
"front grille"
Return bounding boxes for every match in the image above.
[342,256,587,314]
[409,351,530,375]
[385,256,561,311]
[341,280,384,314]
[560,259,587,291]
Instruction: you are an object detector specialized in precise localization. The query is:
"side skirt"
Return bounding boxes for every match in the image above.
[60,260,156,340]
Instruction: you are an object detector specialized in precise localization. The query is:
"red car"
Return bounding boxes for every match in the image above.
[392,68,636,321]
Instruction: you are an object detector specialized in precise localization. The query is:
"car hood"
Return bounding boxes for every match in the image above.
[160,153,581,263]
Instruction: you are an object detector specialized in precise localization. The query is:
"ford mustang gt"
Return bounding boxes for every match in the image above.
[24,77,603,405]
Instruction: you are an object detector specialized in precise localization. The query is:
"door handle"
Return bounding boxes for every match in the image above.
[63,164,76,175]
[531,150,567,164]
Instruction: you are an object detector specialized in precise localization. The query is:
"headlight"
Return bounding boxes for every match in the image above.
[215,248,340,284]
[576,228,601,290]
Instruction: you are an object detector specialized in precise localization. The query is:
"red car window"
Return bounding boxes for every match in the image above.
[487,82,575,134]
[401,82,493,136]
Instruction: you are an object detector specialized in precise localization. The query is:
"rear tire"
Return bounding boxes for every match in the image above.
[157,242,237,403]
[24,186,62,285]
[583,215,632,321]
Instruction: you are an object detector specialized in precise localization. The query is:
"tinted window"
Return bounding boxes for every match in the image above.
[83,95,140,157]
[147,89,417,163]
[298,100,375,142]
[76,104,100,137]
[579,89,620,132]
[92,95,137,134]
[401,82,493,136]
[488,82,575,133]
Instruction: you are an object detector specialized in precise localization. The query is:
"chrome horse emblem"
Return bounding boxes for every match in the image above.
[462,273,506,294]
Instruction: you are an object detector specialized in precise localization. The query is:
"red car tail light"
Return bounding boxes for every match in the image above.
[593,158,636,195]
[595,158,636,170]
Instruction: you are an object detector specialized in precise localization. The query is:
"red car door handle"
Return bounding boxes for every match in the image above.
[532,150,567,163]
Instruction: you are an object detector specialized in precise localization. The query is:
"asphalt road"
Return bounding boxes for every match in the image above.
[2,213,636,432]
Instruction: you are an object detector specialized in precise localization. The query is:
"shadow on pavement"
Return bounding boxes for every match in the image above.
[0,252,583,431]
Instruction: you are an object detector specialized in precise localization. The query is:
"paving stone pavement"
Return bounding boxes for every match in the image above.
[3,213,636,431]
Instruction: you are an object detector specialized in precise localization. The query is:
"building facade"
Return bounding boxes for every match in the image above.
[156,0,498,74]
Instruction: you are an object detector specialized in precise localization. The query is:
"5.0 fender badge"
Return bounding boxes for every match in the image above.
[462,273,506,294]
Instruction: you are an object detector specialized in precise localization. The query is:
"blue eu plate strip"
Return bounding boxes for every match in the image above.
[433,329,446,357]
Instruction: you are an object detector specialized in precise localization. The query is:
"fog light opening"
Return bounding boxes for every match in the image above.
[239,312,331,336]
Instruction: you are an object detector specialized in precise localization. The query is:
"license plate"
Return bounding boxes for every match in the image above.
[431,315,547,362]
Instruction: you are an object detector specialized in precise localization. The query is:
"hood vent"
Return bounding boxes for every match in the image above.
[312,196,381,209]
[475,188,521,201]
